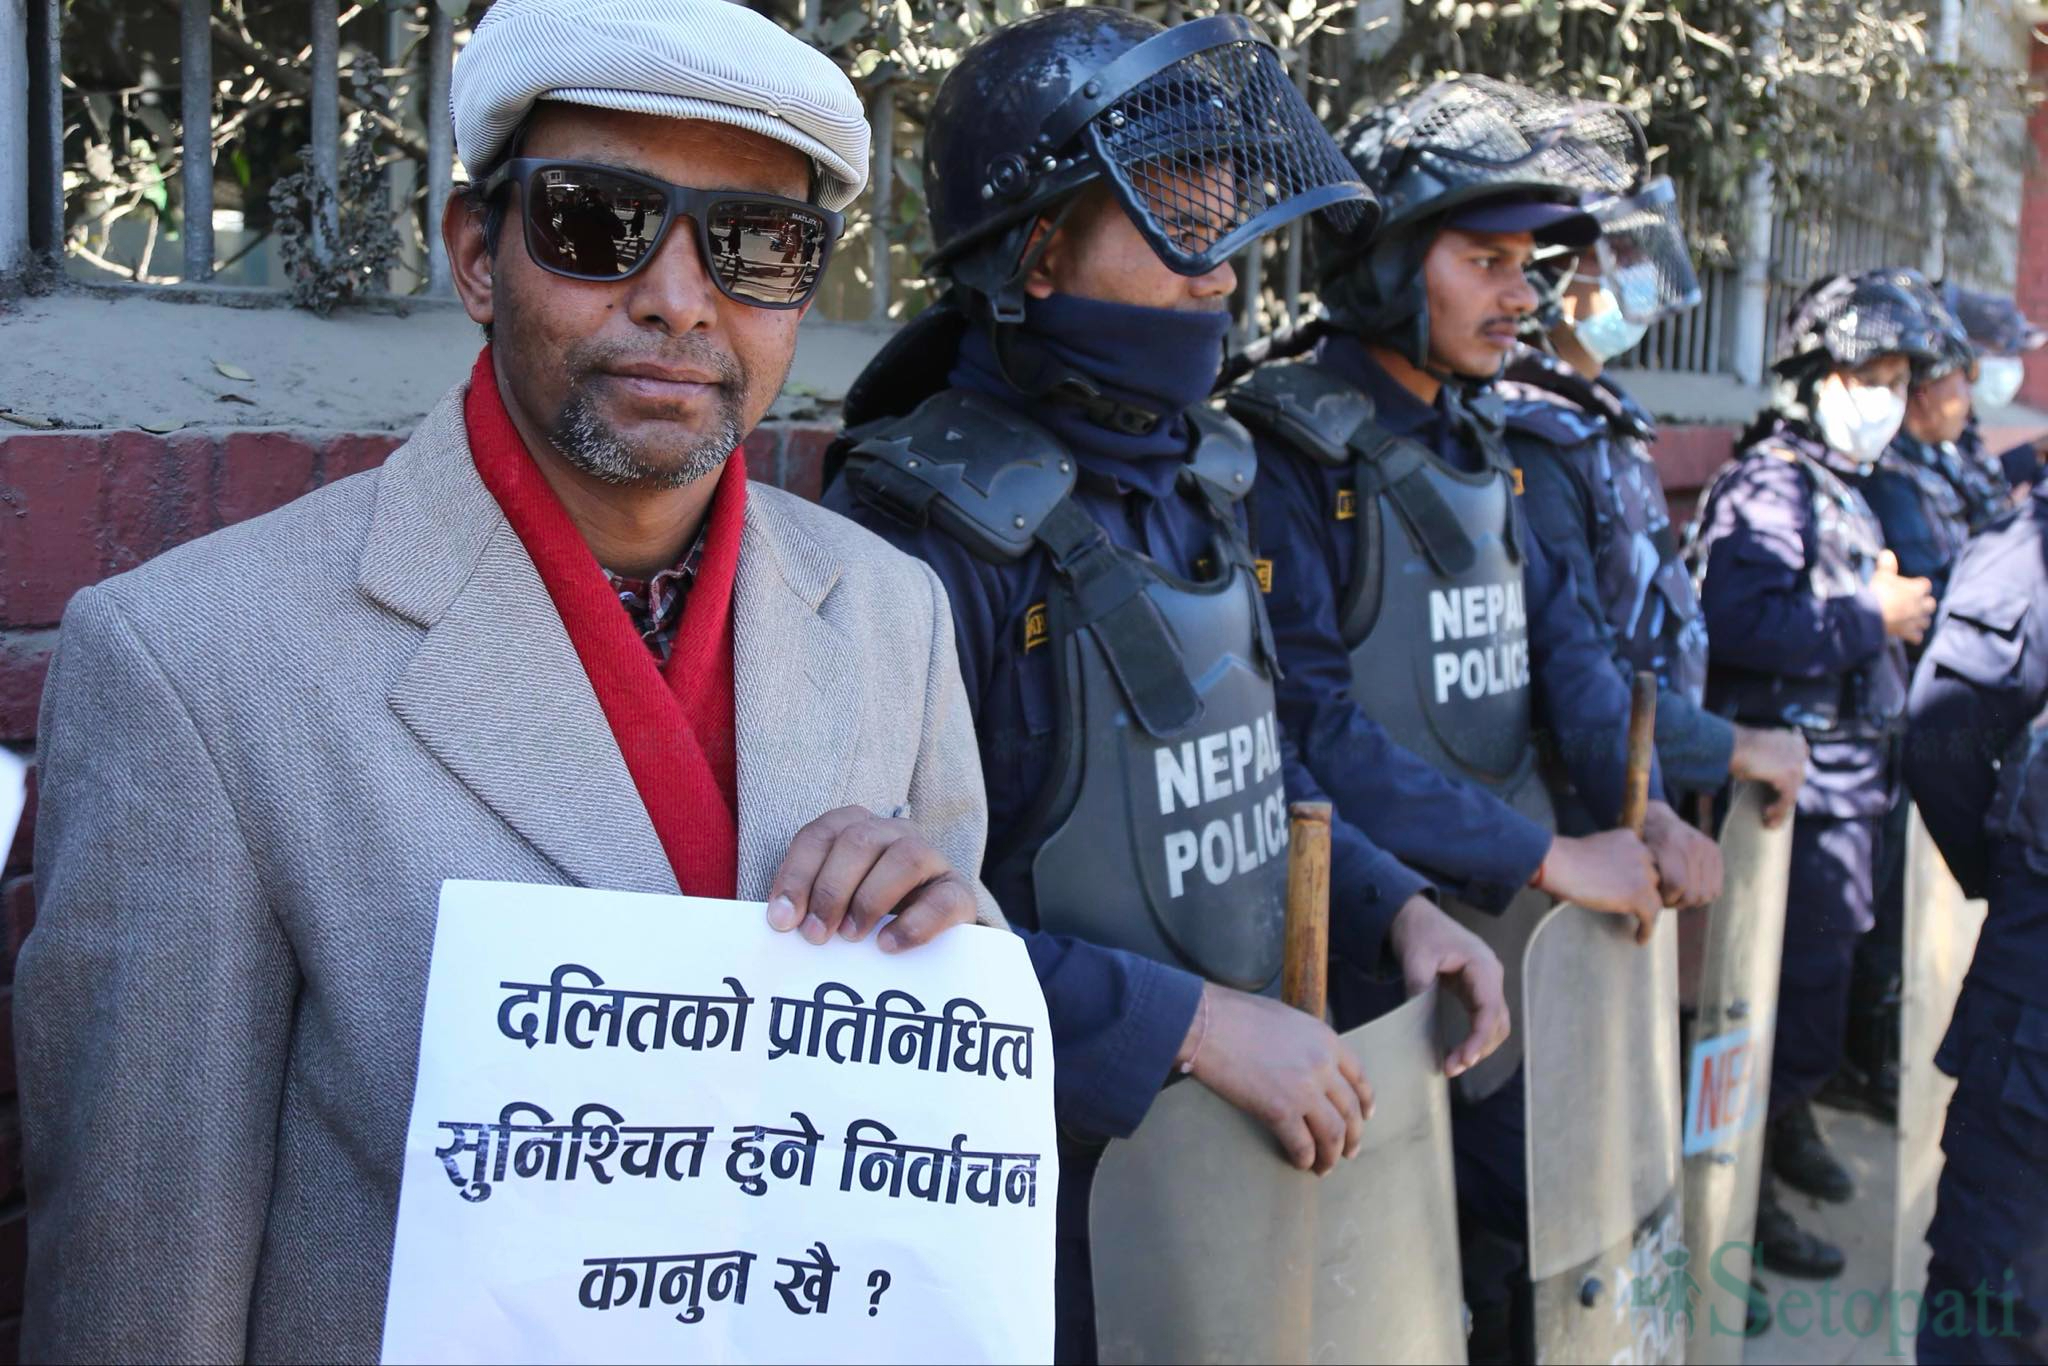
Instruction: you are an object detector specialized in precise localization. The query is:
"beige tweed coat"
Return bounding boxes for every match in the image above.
[16,382,1003,1363]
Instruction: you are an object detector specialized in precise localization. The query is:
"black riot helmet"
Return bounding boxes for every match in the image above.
[923,7,1373,316]
[1317,76,1642,371]
[845,7,1374,431]
[1774,270,1950,387]
[1874,268,1974,385]
[1942,281,2048,358]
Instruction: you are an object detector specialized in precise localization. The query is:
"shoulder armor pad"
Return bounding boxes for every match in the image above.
[1182,405,1259,503]
[1223,361,1373,468]
[1497,382,1608,448]
[1600,379,1657,440]
[841,389,1076,563]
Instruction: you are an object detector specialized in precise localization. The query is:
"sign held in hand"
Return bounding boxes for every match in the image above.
[380,880,1057,1364]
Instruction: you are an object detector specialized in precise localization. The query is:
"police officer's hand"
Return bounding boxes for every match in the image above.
[765,806,980,952]
[1872,550,1937,646]
[1182,984,1373,1175]
[1389,897,1510,1078]
[1642,799,1723,911]
[1731,724,1810,827]
[1535,829,1662,942]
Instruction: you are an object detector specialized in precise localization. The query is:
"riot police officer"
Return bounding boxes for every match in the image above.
[1945,283,2047,502]
[822,12,1510,1359]
[1903,483,2048,1364]
[1864,275,1978,597]
[1502,158,1810,822]
[1827,271,1976,1125]
[1227,76,1719,1362]
[1691,271,1943,1278]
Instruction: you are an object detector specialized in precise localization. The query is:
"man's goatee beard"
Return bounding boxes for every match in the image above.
[549,384,743,489]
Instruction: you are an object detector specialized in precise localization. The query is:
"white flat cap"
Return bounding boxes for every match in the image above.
[453,0,870,212]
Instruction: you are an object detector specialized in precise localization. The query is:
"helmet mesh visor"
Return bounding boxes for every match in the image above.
[1779,275,1947,371]
[1086,37,1368,275]
[1397,76,1642,204]
[1592,178,1701,323]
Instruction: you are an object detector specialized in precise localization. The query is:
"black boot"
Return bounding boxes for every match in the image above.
[1769,1101,1855,1203]
[1755,1179,1846,1279]
[1819,963,1902,1124]
[1746,1277,1774,1337]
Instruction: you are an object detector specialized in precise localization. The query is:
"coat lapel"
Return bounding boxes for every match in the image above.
[361,388,677,897]
[731,491,858,896]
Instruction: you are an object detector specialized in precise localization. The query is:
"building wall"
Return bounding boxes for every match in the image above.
[2018,31,2048,411]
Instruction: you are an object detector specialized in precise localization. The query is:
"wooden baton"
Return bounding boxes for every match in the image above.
[1619,670,1659,838]
[1283,801,1333,1019]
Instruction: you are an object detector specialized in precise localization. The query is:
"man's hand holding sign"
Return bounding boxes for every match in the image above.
[764,806,983,951]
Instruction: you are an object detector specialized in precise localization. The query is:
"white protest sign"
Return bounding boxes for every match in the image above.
[0,749,23,862]
[380,880,1057,1364]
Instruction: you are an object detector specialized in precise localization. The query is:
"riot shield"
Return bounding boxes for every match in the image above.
[1524,903,1685,1366]
[1892,807,1986,1304]
[1440,770,1557,1103]
[1091,990,1465,1365]
[1679,781,1794,1365]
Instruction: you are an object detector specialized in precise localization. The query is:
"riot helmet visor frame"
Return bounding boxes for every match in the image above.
[1585,175,1701,324]
[991,14,1373,285]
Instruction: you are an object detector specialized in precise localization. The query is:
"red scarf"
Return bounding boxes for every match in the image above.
[463,347,741,898]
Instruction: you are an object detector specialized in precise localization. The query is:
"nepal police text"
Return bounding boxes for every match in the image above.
[1154,713,1290,898]
[1431,583,1530,704]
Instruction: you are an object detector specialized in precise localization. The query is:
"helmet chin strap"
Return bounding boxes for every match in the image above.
[967,195,1175,437]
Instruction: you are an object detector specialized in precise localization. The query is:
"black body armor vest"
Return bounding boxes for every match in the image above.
[1500,358,1708,705]
[1229,360,1553,1097]
[843,390,1291,991]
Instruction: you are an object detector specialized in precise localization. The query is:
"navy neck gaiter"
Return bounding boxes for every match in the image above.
[951,292,1231,477]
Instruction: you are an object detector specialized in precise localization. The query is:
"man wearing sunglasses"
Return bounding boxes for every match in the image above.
[829,10,1513,1359]
[16,3,1003,1359]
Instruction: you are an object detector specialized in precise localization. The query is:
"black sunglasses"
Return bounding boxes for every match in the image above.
[480,157,842,309]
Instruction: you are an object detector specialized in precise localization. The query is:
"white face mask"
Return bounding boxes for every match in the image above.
[1572,285,1652,361]
[1973,355,2025,410]
[1814,372,1906,465]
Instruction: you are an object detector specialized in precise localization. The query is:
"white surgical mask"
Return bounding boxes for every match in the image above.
[1570,263,1663,360]
[1814,372,1907,465]
[1574,288,1651,360]
[1973,355,2025,410]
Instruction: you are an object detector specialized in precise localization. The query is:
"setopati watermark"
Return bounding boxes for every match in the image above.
[1627,1241,2025,1356]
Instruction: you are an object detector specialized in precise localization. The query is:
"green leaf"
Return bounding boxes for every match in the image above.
[819,9,869,48]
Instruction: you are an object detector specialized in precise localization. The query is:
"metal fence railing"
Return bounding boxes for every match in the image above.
[14,2,2012,375]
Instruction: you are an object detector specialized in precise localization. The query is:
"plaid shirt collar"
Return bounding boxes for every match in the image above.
[602,521,710,665]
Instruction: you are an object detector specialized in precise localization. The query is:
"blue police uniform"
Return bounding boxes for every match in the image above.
[1954,418,2025,525]
[1694,416,1908,1119]
[1502,349,1730,798]
[1859,428,1966,1015]
[827,293,1430,1361]
[1864,431,1976,599]
[1242,332,1664,1307]
[1904,484,2048,1363]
